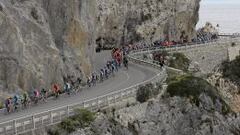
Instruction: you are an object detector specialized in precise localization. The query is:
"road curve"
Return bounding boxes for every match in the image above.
[0,51,160,123]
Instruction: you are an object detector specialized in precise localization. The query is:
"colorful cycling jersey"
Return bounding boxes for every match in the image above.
[23,92,28,100]
[5,98,11,106]
[53,84,60,93]
[67,83,71,89]
[34,90,40,97]
[13,95,19,104]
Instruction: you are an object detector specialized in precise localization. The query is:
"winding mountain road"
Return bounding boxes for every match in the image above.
[1,35,238,134]
[0,51,160,123]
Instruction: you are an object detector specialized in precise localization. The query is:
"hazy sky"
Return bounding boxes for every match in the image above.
[197,0,240,33]
[202,0,240,4]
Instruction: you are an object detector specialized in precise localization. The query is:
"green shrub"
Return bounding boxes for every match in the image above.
[167,75,231,114]
[221,56,240,86]
[167,75,218,103]
[47,128,60,135]
[136,83,159,103]
[169,53,190,72]
[59,119,79,133]
[57,109,95,134]
[0,102,3,109]
[72,109,95,127]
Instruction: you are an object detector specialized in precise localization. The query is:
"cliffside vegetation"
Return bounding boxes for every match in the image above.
[48,109,95,135]
[0,102,3,109]
[221,56,240,86]
[167,75,230,114]
[136,83,162,103]
[169,53,190,72]
[153,51,190,71]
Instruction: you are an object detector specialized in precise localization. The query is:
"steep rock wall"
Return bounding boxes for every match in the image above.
[0,0,200,95]
[96,0,200,47]
[0,0,96,94]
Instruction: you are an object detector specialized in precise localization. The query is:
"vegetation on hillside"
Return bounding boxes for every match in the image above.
[152,51,190,71]
[221,56,240,86]
[169,53,190,72]
[136,83,162,103]
[167,75,230,114]
[0,102,3,109]
[48,109,95,135]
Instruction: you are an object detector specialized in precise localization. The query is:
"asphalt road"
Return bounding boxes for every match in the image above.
[0,51,160,123]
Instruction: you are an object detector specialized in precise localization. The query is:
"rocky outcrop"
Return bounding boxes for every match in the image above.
[0,0,96,94]
[96,0,200,47]
[75,95,240,135]
[0,0,201,95]
[208,73,240,112]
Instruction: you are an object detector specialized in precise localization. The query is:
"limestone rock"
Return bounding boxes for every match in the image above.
[88,95,239,135]
[96,0,201,48]
[0,0,201,96]
[0,0,96,95]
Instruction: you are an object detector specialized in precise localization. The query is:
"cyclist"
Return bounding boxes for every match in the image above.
[21,92,30,108]
[104,66,109,79]
[65,82,71,95]
[123,56,129,69]
[33,89,40,104]
[5,97,12,113]
[111,62,116,76]
[113,59,118,71]
[41,88,47,102]
[13,94,20,111]
[52,84,60,99]
[91,73,97,86]
[100,69,104,82]
[87,77,91,87]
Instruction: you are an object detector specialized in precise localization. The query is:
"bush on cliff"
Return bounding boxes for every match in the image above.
[71,109,95,127]
[167,75,230,114]
[169,53,190,72]
[0,102,3,109]
[59,118,79,133]
[136,83,161,103]
[48,109,96,134]
[221,56,240,86]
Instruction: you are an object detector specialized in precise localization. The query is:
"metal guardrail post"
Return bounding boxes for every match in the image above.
[96,97,99,108]
[114,95,117,103]
[32,115,35,130]
[67,106,70,117]
[83,101,85,108]
[120,92,123,101]
[59,111,62,122]
[107,96,110,106]
[13,120,17,135]
[3,125,6,135]
[49,111,53,124]
[41,117,43,127]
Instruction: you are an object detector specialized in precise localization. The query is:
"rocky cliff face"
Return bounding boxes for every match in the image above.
[74,96,239,135]
[96,0,200,47]
[0,0,96,94]
[0,0,200,95]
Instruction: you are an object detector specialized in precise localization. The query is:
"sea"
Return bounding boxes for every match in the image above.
[197,1,240,33]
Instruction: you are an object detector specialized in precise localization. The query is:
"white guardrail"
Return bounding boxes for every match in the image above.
[219,33,240,37]
[0,53,167,135]
[0,35,239,135]
[130,37,240,56]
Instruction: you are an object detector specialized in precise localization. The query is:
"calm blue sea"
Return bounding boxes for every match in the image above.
[197,1,240,33]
